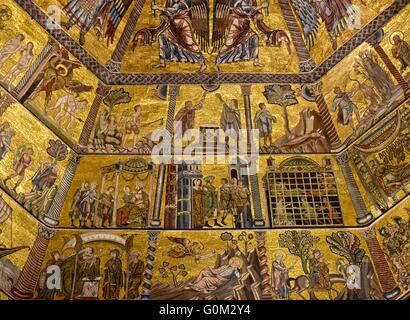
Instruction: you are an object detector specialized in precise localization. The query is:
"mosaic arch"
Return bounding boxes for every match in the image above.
[0,0,409,301]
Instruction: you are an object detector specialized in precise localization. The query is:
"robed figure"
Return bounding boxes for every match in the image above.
[271,252,290,299]
[254,102,276,148]
[133,0,209,72]
[212,0,290,70]
[331,87,360,130]
[290,0,360,50]
[391,33,410,72]
[63,0,133,45]
[174,93,206,136]
[126,252,145,299]
[203,176,220,227]
[61,247,101,299]
[220,99,241,133]
[37,251,63,300]
[102,249,123,300]
[192,178,205,229]
[31,158,58,192]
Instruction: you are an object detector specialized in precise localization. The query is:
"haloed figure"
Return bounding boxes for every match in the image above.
[391,33,410,72]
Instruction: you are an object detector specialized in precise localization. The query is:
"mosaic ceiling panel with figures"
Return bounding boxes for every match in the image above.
[0,0,409,302]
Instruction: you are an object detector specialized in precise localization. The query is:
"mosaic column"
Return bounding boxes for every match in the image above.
[255,231,272,299]
[241,85,253,153]
[250,173,264,226]
[166,85,180,135]
[336,152,373,225]
[77,82,111,150]
[106,0,146,72]
[158,85,180,228]
[43,152,82,226]
[11,225,56,299]
[0,93,15,117]
[361,227,401,299]
[308,81,342,149]
[151,164,164,227]
[278,0,316,72]
[240,85,265,226]
[367,30,409,93]
[140,231,160,300]
[111,164,122,227]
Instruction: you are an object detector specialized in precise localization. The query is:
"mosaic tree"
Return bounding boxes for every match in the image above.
[263,85,298,137]
[279,230,320,299]
[326,231,365,265]
[92,88,132,151]
[279,230,319,276]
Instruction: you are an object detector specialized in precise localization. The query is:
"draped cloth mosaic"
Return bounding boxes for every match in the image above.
[0,0,409,301]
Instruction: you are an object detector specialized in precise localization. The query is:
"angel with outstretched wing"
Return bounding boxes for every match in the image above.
[290,0,361,50]
[63,0,133,46]
[28,48,83,109]
[133,0,209,72]
[213,0,290,71]
[167,236,204,259]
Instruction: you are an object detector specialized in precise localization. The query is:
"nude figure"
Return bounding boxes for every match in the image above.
[3,42,34,90]
[47,90,87,130]
[3,146,34,193]
[0,34,25,69]
[122,105,142,149]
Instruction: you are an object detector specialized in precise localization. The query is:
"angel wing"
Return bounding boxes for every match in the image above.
[330,0,359,37]
[65,80,93,94]
[168,247,188,258]
[104,0,134,46]
[289,0,319,49]
[190,0,210,53]
[167,236,191,248]
[211,0,230,53]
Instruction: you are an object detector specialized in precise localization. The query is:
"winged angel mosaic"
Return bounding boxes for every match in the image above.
[290,0,362,50]
[63,0,134,45]
[132,0,291,72]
